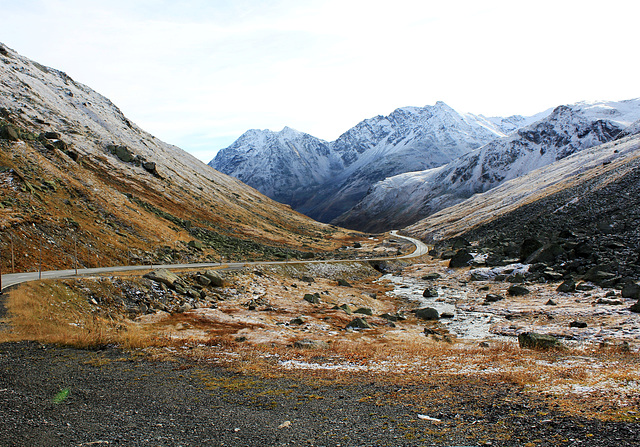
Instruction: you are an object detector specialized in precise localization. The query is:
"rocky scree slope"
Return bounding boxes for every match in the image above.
[0,43,342,272]
[407,129,640,301]
[210,102,533,222]
[334,100,640,232]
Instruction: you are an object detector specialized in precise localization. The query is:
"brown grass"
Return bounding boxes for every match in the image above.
[0,280,158,349]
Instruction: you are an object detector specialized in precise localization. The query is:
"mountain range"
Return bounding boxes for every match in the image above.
[211,98,640,232]
[210,102,548,222]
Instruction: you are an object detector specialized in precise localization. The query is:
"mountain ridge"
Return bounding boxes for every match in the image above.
[334,99,640,232]
[210,101,540,222]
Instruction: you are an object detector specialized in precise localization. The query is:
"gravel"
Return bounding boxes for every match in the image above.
[1,341,638,446]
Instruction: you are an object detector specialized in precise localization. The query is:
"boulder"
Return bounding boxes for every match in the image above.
[621,282,640,299]
[421,273,441,281]
[448,250,473,268]
[289,317,306,325]
[379,312,406,322]
[525,243,564,265]
[0,124,19,141]
[518,332,562,350]
[584,267,616,285]
[109,145,135,163]
[203,271,224,287]
[556,279,576,293]
[144,269,180,289]
[301,276,315,283]
[354,307,373,316]
[520,238,543,261]
[630,300,640,313]
[422,287,438,298]
[337,279,352,287]
[346,318,371,329]
[484,294,504,303]
[187,240,204,250]
[569,321,588,328]
[303,293,321,304]
[331,304,352,315]
[545,299,557,306]
[413,307,440,321]
[507,285,530,296]
[196,275,211,286]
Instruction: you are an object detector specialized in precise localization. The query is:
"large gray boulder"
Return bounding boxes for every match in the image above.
[413,307,440,321]
[144,269,180,289]
[518,332,562,350]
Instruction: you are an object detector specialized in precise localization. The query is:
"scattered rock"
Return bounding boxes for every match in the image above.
[507,285,530,296]
[203,271,224,287]
[346,318,371,329]
[595,297,624,305]
[289,317,306,326]
[448,250,473,268]
[144,269,180,289]
[196,275,211,286]
[187,240,204,250]
[621,282,640,299]
[303,293,321,304]
[518,332,563,350]
[556,279,576,293]
[421,273,441,280]
[413,307,440,321]
[329,303,351,315]
[422,287,438,298]
[484,294,504,303]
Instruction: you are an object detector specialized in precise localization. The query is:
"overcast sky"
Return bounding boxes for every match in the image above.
[2,0,639,161]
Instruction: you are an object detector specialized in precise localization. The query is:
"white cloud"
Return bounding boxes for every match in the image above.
[1,0,639,161]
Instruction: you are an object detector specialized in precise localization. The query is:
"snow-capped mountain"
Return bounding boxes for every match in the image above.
[210,127,339,209]
[334,99,640,232]
[211,101,537,222]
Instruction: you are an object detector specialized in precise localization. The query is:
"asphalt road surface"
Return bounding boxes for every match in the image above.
[1,231,428,292]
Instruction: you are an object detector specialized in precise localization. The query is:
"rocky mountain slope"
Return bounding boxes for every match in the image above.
[0,43,348,272]
[335,100,640,232]
[405,126,640,284]
[210,102,540,222]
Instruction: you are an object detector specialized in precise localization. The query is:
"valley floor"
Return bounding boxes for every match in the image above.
[0,340,638,447]
[1,248,639,446]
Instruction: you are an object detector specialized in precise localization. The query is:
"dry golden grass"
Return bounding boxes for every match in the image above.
[0,280,159,349]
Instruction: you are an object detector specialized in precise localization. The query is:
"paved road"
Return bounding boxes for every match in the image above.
[1,232,429,292]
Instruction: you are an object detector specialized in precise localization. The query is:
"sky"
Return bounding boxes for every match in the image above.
[2,0,639,162]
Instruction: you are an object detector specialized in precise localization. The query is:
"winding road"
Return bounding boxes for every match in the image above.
[1,231,428,293]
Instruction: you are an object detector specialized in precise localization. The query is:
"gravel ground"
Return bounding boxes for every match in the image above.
[1,341,638,447]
